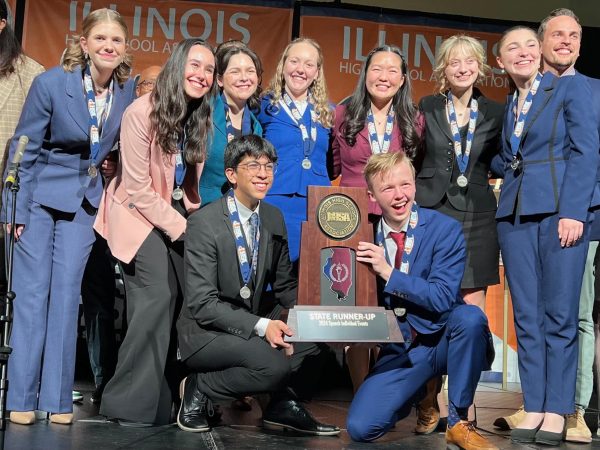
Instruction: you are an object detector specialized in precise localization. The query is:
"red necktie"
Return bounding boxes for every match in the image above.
[389,231,406,269]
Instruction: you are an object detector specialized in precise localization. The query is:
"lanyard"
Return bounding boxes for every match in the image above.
[222,93,252,142]
[375,203,418,274]
[447,92,478,176]
[281,91,317,160]
[510,72,542,156]
[367,106,394,154]
[83,65,113,172]
[226,189,260,289]
[174,127,187,189]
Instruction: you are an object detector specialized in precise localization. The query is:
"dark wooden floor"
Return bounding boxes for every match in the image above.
[2,380,598,450]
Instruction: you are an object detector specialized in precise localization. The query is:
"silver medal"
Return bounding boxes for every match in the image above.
[510,157,522,171]
[456,175,468,188]
[301,158,312,170]
[172,187,184,201]
[88,164,98,178]
[240,285,251,299]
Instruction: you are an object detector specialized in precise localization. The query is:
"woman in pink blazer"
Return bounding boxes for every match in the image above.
[330,44,423,217]
[94,39,216,426]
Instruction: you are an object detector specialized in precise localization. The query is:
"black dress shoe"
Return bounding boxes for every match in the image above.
[90,384,105,405]
[511,422,542,443]
[536,429,564,446]
[177,376,211,433]
[262,399,340,436]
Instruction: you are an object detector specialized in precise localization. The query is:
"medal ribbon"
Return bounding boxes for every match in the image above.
[447,92,478,176]
[83,65,114,169]
[510,72,542,157]
[281,91,317,161]
[174,127,187,190]
[226,189,260,288]
[367,106,395,154]
[376,202,419,274]
[222,93,252,143]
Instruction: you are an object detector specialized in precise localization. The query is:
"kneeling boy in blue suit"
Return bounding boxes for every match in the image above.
[346,152,496,450]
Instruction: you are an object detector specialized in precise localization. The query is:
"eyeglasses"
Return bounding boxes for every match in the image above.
[138,79,156,88]
[236,162,277,175]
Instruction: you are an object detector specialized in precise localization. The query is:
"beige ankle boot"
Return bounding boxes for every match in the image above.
[9,411,35,425]
[49,413,73,425]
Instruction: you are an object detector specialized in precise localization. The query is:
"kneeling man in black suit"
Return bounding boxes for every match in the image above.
[176,135,339,436]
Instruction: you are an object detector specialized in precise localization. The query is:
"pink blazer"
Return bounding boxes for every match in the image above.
[94,94,202,263]
[331,104,423,215]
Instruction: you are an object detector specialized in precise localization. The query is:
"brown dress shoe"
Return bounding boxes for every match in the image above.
[446,421,499,450]
[49,413,73,425]
[9,411,35,425]
[492,405,525,430]
[415,377,440,434]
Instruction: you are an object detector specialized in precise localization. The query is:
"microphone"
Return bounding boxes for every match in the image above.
[4,136,29,189]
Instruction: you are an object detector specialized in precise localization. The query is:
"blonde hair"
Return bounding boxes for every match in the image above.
[264,37,333,128]
[364,152,415,189]
[62,8,131,85]
[433,35,490,95]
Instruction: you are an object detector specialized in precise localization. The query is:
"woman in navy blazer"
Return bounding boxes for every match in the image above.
[494,27,599,444]
[1,9,135,425]
[258,38,334,265]
[200,42,263,205]
[330,44,423,217]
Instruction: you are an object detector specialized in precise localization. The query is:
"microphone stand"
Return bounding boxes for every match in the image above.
[0,173,20,450]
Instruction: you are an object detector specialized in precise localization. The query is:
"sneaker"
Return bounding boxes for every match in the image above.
[72,391,83,403]
[565,408,592,443]
[446,420,498,450]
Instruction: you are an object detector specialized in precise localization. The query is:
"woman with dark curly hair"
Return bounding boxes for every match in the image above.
[95,38,216,426]
[331,44,423,217]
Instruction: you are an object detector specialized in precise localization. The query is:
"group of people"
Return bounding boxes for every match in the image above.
[0,2,599,449]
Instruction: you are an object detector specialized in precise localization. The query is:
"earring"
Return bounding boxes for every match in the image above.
[84,51,89,60]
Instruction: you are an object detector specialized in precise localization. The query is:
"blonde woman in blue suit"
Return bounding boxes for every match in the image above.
[493,26,599,446]
[2,8,135,425]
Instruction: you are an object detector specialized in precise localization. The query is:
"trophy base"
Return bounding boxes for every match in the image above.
[285,305,404,343]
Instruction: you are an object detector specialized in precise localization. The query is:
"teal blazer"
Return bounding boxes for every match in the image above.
[199,94,262,205]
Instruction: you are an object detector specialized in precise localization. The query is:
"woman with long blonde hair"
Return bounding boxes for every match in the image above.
[258,38,333,266]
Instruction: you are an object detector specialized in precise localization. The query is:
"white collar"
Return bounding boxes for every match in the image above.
[381,216,409,237]
[234,195,260,224]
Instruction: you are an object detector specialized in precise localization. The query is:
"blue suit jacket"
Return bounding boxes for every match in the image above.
[3,65,135,225]
[492,72,600,222]
[584,75,600,240]
[379,205,466,342]
[257,95,331,196]
[199,94,262,205]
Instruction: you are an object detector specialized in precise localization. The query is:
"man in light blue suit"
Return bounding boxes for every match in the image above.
[346,152,497,449]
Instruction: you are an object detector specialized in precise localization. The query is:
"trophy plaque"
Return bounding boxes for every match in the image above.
[286,186,403,343]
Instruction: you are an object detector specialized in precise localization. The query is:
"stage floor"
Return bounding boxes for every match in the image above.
[3,381,599,450]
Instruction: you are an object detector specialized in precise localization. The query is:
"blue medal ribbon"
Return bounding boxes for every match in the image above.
[174,127,188,189]
[375,203,418,274]
[226,189,260,288]
[367,106,394,154]
[447,92,478,176]
[281,91,317,161]
[510,72,542,157]
[222,93,252,143]
[83,65,114,170]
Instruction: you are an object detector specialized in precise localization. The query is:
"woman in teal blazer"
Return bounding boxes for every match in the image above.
[199,42,262,205]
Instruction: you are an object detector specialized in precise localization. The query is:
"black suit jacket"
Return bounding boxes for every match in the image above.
[177,195,297,361]
[415,89,504,212]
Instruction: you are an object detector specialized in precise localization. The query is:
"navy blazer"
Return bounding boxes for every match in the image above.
[3,65,135,225]
[199,94,262,205]
[492,72,600,222]
[257,95,331,196]
[378,205,466,342]
[584,75,600,240]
